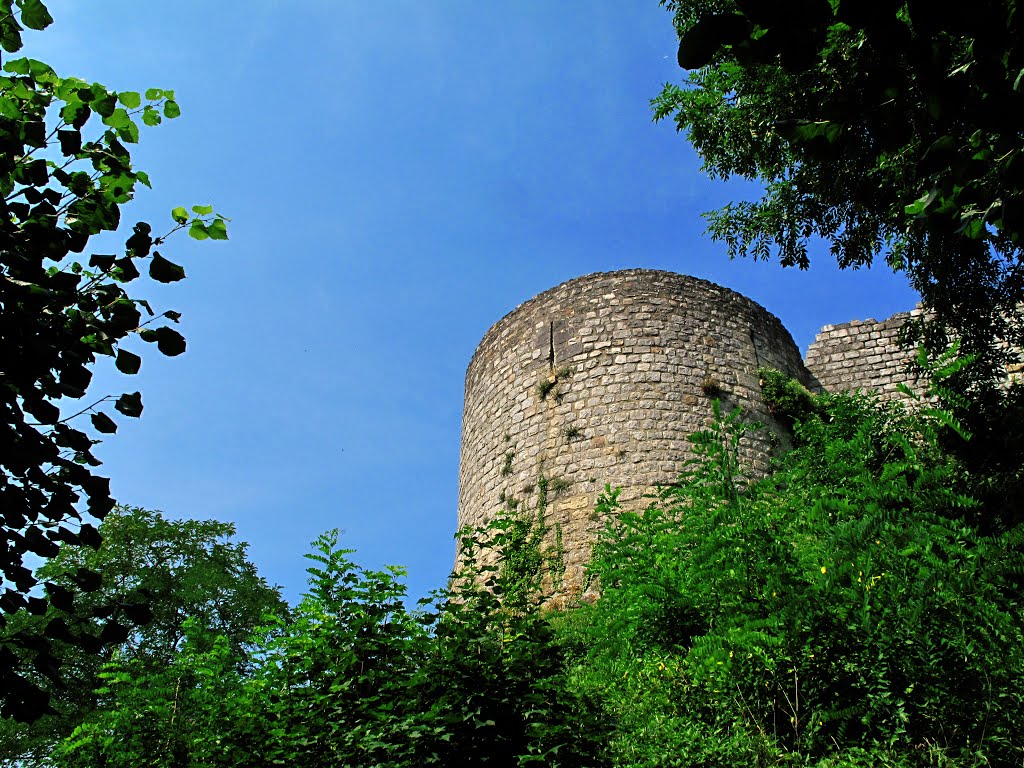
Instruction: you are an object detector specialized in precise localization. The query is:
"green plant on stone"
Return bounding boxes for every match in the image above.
[700,375,723,397]
[538,366,574,402]
[538,379,556,400]
[548,475,572,498]
[501,449,515,477]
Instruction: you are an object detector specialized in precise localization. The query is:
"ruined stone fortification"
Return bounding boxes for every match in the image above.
[457,270,819,600]
[804,308,928,398]
[455,269,963,602]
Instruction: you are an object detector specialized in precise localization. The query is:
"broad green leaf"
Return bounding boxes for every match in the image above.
[114,349,141,375]
[3,57,30,75]
[141,105,161,126]
[117,90,140,109]
[188,220,209,240]
[0,14,24,54]
[163,99,180,119]
[904,189,939,216]
[114,391,143,417]
[18,0,53,30]
[171,206,188,224]
[207,218,228,240]
[191,203,213,215]
[144,87,162,100]
[0,96,22,118]
[91,90,116,118]
[117,120,139,144]
[57,129,81,156]
[27,58,54,78]
[90,412,117,434]
[154,326,186,356]
[149,252,186,283]
[61,101,90,129]
[103,107,131,130]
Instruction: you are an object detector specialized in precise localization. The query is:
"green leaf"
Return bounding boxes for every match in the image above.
[163,99,180,119]
[117,90,141,109]
[141,105,161,126]
[114,391,143,418]
[144,87,162,100]
[18,0,53,30]
[149,252,186,283]
[905,189,939,216]
[171,206,188,224]
[117,119,139,144]
[4,57,30,75]
[154,327,186,356]
[191,203,213,215]
[90,412,117,433]
[207,218,228,240]
[0,16,24,54]
[91,89,117,118]
[57,129,81,156]
[103,107,131,130]
[188,220,209,240]
[115,348,141,374]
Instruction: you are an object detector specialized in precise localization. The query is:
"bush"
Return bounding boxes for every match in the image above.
[568,385,1024,767]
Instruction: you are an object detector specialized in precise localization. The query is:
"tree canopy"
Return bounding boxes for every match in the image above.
[655,0,1024,387]
[0,0,226,721]
[0,507,284,766]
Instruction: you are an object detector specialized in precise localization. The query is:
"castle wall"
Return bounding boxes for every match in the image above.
[804,309,926,399]
[457,270,811,602]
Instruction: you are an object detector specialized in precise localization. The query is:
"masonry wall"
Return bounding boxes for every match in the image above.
[804,309,926,399]
[456,270,812,603]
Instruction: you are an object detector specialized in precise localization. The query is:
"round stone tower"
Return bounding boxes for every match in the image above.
[456,270,812,602]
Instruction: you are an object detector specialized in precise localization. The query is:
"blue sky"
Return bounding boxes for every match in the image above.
[30,2,918,604]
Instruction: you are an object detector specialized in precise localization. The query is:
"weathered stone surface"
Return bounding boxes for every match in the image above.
[456,270,811,600]
[804,308,927,400]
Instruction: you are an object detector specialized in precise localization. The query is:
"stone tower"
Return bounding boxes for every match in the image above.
[456,270,813,602]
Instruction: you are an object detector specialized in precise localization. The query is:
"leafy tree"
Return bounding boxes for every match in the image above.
[0,0,226,720]
[655,0,1024,388]
[0,507,285,767]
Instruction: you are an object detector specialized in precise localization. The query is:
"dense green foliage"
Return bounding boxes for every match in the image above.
[655,0,1024,387]
[40,528,607,767]
[10,370,1018,767]
[560,377,1024,766]
[0,0,226,720]
[0,507,284,766]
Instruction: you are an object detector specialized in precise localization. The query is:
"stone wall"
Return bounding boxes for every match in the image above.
[456,270,811,603]
[804,308,926,399]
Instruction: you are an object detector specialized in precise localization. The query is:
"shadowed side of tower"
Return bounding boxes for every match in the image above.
[456,270,812,604]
